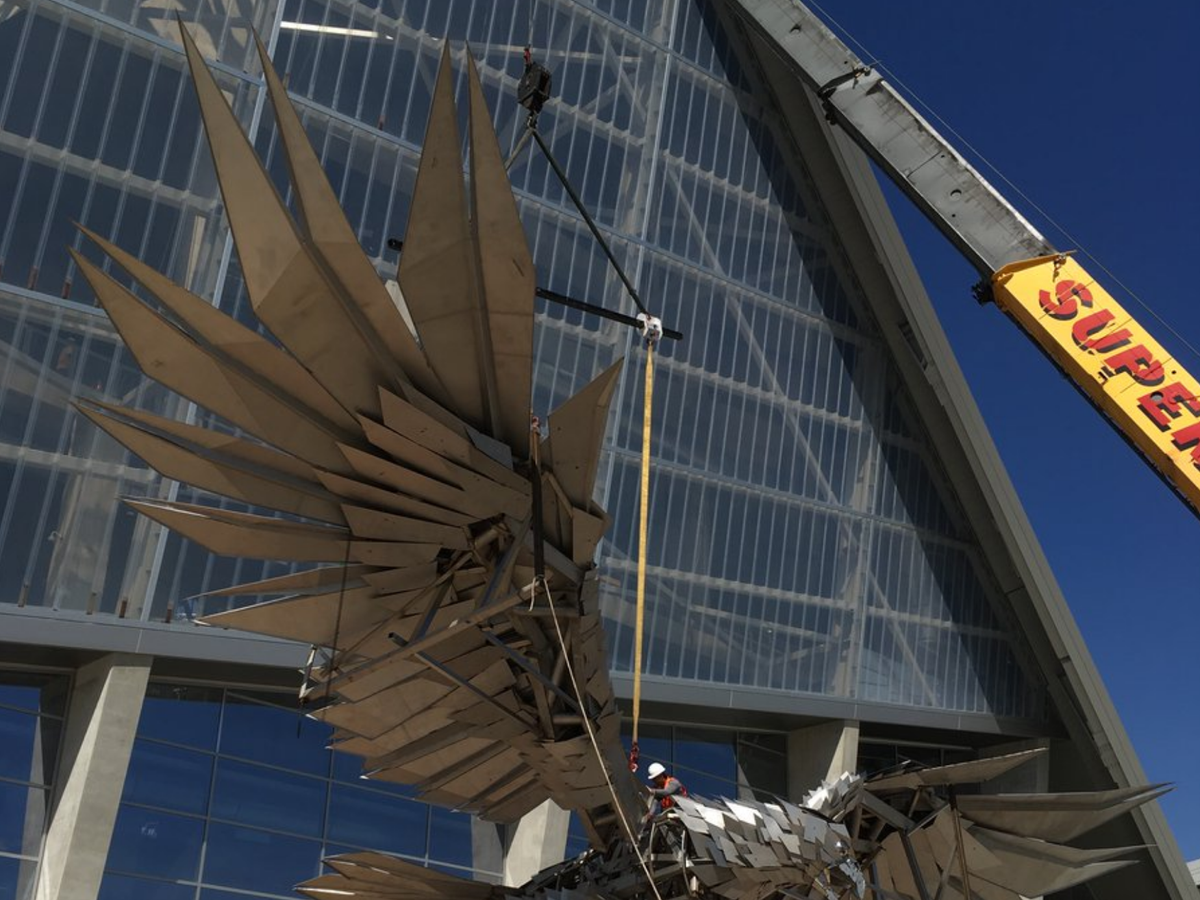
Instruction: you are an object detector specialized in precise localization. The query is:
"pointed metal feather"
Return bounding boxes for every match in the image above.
[201,565,377,598]
[202,585,396,648]
[250,33,451,409]
[83,400,319,484]
[544,357,623,508]
[77,226,357,432]
[178,23,389,415]
[396,44,489,430]
[466,50,535,457]
[125,499,351,561]
[75,253,354,474]
[78,404,345,523]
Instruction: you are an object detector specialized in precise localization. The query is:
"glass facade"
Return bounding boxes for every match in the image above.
[0,0,1047,728]
[100,682,486,899]
[0,671,67,900]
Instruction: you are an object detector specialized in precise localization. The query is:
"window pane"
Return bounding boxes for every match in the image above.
[0,854,38,900]
[107,805,203,881]
[220,693,331,776]
[0,708,59,786]
[0,782,49,856]
[203,822,322,894]
[327,783,428,856]
[211,759,326,838]
[0,674,67,717]
[98,872,195,900]
[123,740,213,815]
[736,735,787,800]
[137,684,221,751]
[673,728,737,799]
[428,807,473,868]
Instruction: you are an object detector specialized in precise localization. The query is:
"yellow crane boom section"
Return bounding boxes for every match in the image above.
[993,256,1200,510]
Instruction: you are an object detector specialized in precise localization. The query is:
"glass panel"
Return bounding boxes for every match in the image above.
[220,693,331,776]
[123,740,213,815]
[0,673,67,717]
[0,854,38,900]
[672,728,736,799]
[202,822,322,894]
[736,733,787,800]
[326,783,428,856]
[98,872,195,900]
[0,708,58,786]
[428,807,473,869]
[137,684,221,751]
[211,759,326,838]
[0,782,49,856]
[107,805,204,881]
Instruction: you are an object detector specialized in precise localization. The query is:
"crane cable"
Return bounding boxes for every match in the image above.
[630,336,656,769]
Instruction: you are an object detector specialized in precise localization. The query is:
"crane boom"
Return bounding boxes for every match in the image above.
[727,0,1200,517]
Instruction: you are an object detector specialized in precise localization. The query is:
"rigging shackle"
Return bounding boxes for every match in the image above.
[637,312,663,346]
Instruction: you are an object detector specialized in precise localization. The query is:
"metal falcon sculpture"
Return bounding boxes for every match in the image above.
[74,25,1164,900]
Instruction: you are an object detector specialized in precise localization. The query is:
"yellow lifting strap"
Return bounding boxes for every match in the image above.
[632,339,655,753]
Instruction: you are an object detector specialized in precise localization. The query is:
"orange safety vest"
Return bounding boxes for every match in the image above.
[657,775,688,809]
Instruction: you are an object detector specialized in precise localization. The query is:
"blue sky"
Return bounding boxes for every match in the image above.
[805,0,1200,861]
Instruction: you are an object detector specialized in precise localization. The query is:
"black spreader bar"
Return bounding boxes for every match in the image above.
[536,287,684,341]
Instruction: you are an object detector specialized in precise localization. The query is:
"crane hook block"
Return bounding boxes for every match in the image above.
[518,53,553,116]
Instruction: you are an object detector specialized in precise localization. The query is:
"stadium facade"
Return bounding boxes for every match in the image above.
[0,0,1191,898]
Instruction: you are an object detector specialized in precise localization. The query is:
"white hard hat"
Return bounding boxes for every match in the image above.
[647,762,666,779]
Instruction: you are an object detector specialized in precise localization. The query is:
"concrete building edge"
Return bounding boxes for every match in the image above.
[736,43,1195,899]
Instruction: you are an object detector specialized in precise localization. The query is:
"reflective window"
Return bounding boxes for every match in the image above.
[0,783,49,857]
[104,682,498,897]
[137,684,221,751]
[122,741,212,816]
[211,759,327,838]
[327,783,429,857]
[99,872,195,900]
[0,671,66,880]
[107,806,204,881]
[0,854,39,900]
[202,822,322,894]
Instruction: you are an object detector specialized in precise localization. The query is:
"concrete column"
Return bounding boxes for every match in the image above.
[470,818,505,883]
[786,719,860,801]
[502,800,571,887]
[37,653,151,900]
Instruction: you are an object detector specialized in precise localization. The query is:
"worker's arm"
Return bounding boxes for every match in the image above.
[650,777,683,799]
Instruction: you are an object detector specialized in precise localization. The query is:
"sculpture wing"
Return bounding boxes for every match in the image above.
[859,752,1165,900]
[76,26,641,850]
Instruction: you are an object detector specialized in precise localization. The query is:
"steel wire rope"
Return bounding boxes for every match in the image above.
[536,575,666,900]
[805,0,1200,368]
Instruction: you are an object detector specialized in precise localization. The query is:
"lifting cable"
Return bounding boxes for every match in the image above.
[506,43,672,776]
[631,324,658,771]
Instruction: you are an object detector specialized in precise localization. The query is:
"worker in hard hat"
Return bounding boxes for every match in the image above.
[643,761,688,826]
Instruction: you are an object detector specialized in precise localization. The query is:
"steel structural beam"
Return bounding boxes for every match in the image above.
[723,0,1053,276]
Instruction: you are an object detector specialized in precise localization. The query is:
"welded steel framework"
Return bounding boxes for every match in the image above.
[0,0,1044,725]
